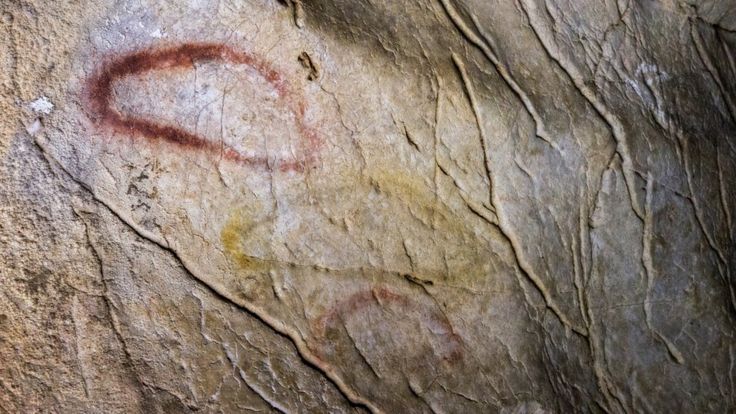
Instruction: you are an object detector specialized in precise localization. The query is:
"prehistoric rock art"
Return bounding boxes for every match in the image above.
[310,285,465,364]
[1,0,735,412]
[83,42,321,171]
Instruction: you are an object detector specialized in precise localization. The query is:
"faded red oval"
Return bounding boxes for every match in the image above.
[312,286,464,364]
[83,42,321,172]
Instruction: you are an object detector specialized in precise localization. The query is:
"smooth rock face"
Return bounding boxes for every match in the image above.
[1,0,735,412]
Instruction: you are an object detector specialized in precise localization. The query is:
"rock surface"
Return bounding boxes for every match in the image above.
[1,0,735,412]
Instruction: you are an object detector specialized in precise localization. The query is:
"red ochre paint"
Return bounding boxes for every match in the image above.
[312,286,464,363]
[83,42,320,171]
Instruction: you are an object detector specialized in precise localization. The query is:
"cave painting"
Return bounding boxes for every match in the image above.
[83,41,464,368]
[83,42,321,171]
[311,286,465,364]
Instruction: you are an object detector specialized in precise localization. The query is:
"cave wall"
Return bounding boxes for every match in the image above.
[1,0,735,412]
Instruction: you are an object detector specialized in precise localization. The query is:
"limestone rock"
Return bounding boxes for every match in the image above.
[1,0,735,412]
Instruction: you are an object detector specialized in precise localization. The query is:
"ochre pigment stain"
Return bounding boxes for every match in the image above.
[312,286,464,363]
[220,209,271,273]
[83,42,321,171]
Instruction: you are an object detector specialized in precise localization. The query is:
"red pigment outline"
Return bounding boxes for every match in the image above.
[83,42,321,171]
[311,286,464,363]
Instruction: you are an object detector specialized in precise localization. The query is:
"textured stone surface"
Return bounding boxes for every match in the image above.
[1,0,735,412]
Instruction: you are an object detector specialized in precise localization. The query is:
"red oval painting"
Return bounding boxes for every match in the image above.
[83,43,321,172]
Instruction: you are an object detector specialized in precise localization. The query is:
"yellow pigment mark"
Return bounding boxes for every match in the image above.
[220,209,271,272]
[367,169,469,235]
